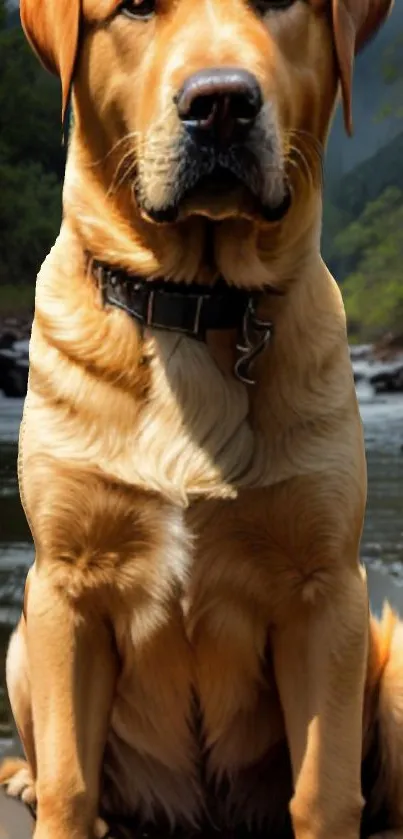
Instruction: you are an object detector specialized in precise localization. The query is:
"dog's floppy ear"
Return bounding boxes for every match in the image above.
[20,0,81,125]
[332,0,394,135]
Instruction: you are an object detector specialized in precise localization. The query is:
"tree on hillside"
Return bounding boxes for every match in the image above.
[339,187,403,340]
[0,162,61,286]
[322,130,403,283]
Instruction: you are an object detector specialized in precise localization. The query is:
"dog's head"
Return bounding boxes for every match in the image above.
[20,0,393,251]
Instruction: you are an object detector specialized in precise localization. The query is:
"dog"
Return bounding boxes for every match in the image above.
[0,0,398,836]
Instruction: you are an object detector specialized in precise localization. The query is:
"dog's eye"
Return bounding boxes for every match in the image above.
[118,0,155,19]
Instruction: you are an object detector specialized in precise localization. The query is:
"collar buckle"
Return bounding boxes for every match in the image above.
[234,298,272,385]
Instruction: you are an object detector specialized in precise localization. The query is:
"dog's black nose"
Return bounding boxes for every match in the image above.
[175,68,263,144]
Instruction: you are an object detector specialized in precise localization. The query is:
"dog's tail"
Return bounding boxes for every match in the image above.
[365,602,403,826]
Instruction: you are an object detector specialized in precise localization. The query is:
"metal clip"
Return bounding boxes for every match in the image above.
[234,298,272,385]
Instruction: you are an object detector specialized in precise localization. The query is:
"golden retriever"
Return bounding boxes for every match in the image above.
[0,0,400,836]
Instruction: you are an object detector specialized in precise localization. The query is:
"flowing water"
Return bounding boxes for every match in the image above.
[0,382,402,753]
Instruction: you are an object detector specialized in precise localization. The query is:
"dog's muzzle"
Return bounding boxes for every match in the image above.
[136,67,291,224]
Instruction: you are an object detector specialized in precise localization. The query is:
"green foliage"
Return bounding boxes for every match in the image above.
[0,161,62,286]
[326,131,403,223]
[0,4,64,288]
[0,284,35,316]
[322,131,403,340]
[0,26,64,176]
[0,0,6,30]
[333,188,403,340]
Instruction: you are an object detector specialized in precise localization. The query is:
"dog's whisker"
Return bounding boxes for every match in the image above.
[83,131,141,169]
[285,130,324,188]
[287,128,324,155]
[285,143,316,189]
[115,158,138,195]
[106,149,137,197]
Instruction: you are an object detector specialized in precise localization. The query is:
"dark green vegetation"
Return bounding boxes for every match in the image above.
[323,137,403,341]
[0,0,63,312]
[0,0,402,340]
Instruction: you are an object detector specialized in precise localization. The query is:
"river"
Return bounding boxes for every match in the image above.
[0,383,402,752]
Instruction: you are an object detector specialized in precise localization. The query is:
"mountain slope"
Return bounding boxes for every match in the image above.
[326,4,402,178]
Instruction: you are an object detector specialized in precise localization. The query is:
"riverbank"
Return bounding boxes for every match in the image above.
[0,318,31,346]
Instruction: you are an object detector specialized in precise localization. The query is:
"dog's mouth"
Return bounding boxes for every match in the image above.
[180,165,252,219]
[136,139,291,225]
[187,166,244,196]
[181,165,291,223]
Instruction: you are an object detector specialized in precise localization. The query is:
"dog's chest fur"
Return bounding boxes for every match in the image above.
[129,330,260,502]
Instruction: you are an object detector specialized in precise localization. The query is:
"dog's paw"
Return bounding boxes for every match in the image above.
[0,759,116,837]
[0,757,36,806]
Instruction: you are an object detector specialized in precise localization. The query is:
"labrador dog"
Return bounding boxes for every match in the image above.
[0,0,398,836]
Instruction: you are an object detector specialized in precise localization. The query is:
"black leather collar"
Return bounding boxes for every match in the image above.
[92,259,274,385]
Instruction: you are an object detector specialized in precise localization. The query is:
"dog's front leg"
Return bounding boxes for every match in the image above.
[26,565,117,839]
[272,563,368,839]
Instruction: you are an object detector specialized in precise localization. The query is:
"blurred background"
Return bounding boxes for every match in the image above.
[0,0,402,753]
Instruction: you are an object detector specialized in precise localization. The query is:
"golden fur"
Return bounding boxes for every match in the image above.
[0,0,400,836]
